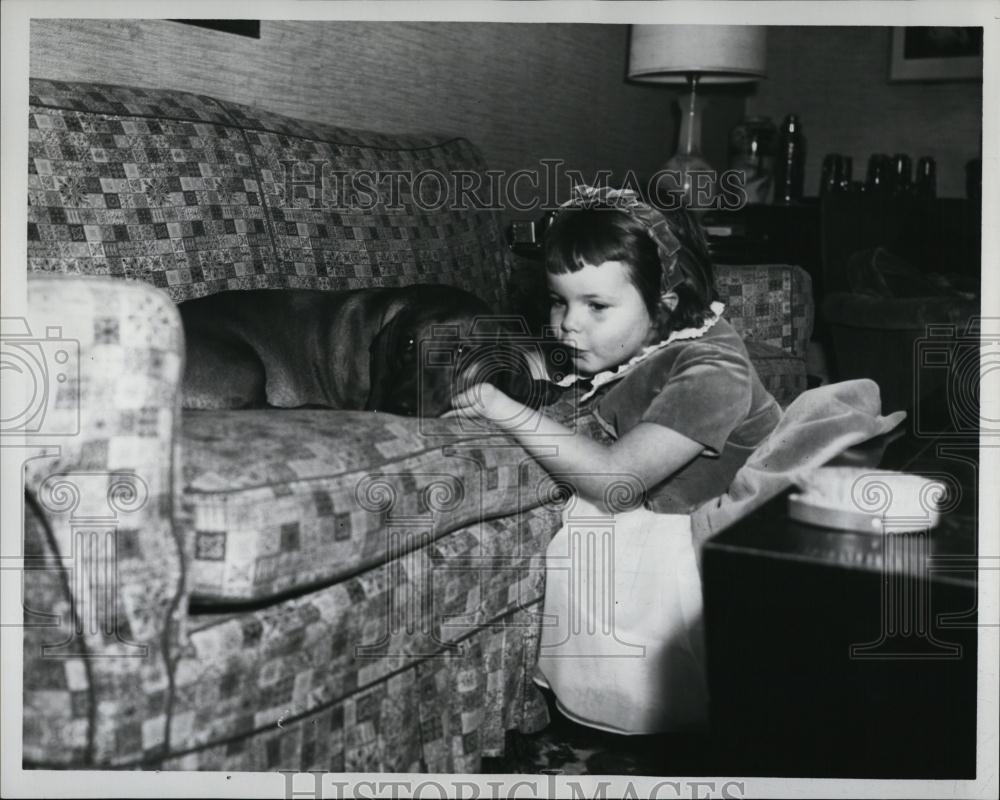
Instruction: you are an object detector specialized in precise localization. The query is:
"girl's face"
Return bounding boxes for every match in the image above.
[547,260,656,375]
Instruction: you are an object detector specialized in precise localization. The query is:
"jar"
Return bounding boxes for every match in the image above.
[820,154,854,196]
[891,153,912,194]
[728,117,777,205]
[866,153,892,193]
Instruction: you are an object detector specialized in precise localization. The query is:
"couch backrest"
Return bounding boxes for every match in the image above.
[27,79,511,310]
[715,263,814,359]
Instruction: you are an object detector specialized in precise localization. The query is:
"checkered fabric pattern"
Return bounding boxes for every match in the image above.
[744,340,808,407]
[715,263,813,359]
[156,507,558,772]
[157,607,551,773]
[182,410,574,602]
[25,499,555,770]
[27,79,511,311]
[21,275,187,766]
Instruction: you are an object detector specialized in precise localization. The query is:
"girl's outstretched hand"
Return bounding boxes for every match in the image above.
[444,382,543,435]
[442,381,502,422]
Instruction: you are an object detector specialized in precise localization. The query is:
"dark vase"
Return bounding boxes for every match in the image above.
[728,116,778,205]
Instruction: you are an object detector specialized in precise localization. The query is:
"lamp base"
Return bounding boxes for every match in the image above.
[652,80,719,211]
[653,152,718,211]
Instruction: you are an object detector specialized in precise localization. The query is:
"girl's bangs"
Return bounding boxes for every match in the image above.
[545,210,632,274]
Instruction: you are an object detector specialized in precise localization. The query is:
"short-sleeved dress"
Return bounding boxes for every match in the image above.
[594,315,782,511]
[535,309,782,734]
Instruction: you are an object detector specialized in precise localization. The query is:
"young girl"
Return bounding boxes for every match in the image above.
[448,185,782,734]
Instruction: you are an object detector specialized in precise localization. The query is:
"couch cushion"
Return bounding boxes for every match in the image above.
[182,409,580,604]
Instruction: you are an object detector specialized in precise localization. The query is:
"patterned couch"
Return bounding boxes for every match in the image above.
[19,78,813,772]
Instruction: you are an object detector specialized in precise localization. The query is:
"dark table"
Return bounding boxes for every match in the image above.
[701,412,979,778]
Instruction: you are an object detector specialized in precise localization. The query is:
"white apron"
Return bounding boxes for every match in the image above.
[534,496,708,735]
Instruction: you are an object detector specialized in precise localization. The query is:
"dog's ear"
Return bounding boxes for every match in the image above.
[365,311,406,411]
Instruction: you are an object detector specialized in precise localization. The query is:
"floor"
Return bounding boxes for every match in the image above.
[481,689,716,776]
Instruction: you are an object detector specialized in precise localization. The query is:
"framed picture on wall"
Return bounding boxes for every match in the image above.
[172,20,261,38]
[889,26,983,81]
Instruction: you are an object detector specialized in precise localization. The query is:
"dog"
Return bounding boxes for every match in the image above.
[179,284,559,416]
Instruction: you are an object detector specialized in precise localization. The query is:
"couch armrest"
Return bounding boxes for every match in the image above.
[19,274,188,765]
[715,263,815,359]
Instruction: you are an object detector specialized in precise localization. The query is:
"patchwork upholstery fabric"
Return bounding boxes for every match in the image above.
[161,611,549,772]
[715,263,813,359]
[27,79,511,311]
[242,106,508,307]
[25,497,555,770]
[744,340,808,407]
[182,410,567,603]
[27,83,273,296]
[21,275,187,766]
[158,506,559,772]
[26,80,235,122]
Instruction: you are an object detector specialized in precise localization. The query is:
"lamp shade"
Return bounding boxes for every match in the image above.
[628,25,767,84]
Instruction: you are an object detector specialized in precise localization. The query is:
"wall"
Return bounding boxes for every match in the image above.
[28,21,982,202]
[746,26,982,198]
[30,19,741,213]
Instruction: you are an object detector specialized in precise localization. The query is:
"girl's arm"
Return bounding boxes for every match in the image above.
[448,383,703,509]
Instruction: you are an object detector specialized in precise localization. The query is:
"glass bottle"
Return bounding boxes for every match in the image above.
[774,114,805,204]
[891,153,912,195]
[915,157,937,198]
[866,154,891,193]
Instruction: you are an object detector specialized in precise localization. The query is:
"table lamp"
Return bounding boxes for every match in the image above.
[628,25,767,208]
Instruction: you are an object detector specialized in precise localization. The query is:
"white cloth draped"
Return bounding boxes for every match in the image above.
[534,497,709,735]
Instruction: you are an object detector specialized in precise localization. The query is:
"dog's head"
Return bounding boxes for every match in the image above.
[365,288,561,417]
